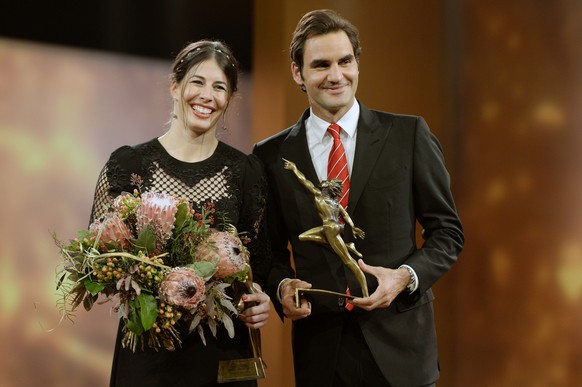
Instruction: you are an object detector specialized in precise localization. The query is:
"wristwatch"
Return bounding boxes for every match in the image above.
[400,265,417,293]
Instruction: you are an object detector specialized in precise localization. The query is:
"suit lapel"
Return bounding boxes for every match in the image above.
[348,103,394,214]
[281,109,320,186]
[281,105,394,221]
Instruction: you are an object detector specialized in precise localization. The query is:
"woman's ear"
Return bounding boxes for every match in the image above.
[170,80,179,100]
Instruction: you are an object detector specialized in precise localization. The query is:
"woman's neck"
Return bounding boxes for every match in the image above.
[158,125,219,163]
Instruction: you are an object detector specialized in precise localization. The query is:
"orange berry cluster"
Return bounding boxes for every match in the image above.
[137,257,165,287]
[92,257,123,283]
[153,302,183,332]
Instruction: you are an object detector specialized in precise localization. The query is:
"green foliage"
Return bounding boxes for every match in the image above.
[187,259,219,281]
[82,277,106,295]
[137,292,158,331]
[173,201,190,234]
[135,226,157,253]
[125,300,144,335]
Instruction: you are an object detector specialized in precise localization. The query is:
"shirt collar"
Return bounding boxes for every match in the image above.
[308,100,360,141]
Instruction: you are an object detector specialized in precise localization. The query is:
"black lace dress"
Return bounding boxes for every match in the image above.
[89,138,270,387]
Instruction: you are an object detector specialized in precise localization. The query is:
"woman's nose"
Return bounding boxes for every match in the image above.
[198,85,213,101]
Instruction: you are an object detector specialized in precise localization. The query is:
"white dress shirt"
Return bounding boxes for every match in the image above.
[305,101,359,182]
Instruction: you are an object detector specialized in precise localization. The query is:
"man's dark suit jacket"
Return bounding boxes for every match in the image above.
[253,103,464,387]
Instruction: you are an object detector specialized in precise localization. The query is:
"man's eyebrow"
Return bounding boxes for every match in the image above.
[340,54,355,62]
[309,59,330,67]
[309,54,355,67]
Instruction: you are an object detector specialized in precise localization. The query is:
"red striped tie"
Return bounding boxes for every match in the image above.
[327,123,350,209]
[328,124,354,311]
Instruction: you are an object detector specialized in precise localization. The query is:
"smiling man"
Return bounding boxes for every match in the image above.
[253,9,464,387]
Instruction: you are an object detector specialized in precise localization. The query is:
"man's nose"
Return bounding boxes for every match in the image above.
[327,64,344,82]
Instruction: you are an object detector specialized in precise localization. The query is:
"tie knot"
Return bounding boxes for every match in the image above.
[327,123,341,140]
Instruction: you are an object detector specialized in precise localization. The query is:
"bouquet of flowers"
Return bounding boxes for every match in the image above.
[54,189,253,352]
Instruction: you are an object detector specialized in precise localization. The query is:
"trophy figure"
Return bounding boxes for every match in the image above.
[283,159,369,306]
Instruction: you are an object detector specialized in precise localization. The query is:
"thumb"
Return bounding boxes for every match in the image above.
[358,259,375,274]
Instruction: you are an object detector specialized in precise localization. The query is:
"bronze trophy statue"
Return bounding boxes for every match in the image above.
[283,159,369,307]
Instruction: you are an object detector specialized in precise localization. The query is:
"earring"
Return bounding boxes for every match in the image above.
[172,98,178,119]
[222,116,229,133]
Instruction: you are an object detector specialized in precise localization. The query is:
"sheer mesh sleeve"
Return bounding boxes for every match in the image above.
[237,154,272,287]
[89,145,142,224]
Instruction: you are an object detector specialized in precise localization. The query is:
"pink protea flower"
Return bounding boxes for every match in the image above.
[195,229,249,280]
[89,213,132,248]
[135,192,179,244]
[159,268,205,310]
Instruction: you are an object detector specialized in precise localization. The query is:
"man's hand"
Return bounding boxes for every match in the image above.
[349,260,410,311]
[280,278,312,320]
[238,286,271,330]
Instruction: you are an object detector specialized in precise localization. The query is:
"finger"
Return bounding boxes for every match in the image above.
[350,296,372,308]
[240,307,270,321]
[351,291,384,310]
[251,282,263,292]
[241,303,270,318]
[281,281,312,304]
[282,299,310,314]
[243,292,270,305]
[291,280,312,290]
[357,259,376,275]
[245,321,267,329]
[244,316,268,329]
[241,313,269,329]
[282,298,311,320]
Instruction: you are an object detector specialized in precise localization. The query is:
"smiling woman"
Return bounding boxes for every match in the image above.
[84,40,273,387]
[0,36,263,387]
[159,41,239,161]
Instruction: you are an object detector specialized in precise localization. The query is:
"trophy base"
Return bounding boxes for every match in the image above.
[295,288,356,308]
[217,357,266,383]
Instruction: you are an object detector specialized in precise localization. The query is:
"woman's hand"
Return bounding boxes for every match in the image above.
[238,284,271,329]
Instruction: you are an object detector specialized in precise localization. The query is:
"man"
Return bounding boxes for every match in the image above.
[253,9,464,387]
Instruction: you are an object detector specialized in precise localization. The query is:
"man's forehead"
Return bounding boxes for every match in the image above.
[303,32,354,61]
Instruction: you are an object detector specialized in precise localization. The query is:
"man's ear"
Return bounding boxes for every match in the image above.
[291,62,303,86]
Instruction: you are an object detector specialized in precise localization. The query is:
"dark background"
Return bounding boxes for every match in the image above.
[0,0,254,70]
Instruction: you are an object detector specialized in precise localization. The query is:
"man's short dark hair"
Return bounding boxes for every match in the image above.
[290,9,362,74]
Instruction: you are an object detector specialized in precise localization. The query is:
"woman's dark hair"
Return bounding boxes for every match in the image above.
[290,9,362,74]
[171,40,239,96]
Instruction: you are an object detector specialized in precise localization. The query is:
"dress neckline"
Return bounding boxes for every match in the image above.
[152,138,224,167]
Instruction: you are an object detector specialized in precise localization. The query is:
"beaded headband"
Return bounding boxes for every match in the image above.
[179,46,235,67]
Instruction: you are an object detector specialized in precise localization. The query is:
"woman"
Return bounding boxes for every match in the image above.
[89,40,271,387]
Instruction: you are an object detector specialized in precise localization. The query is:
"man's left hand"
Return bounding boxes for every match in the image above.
[349,260,410,311]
